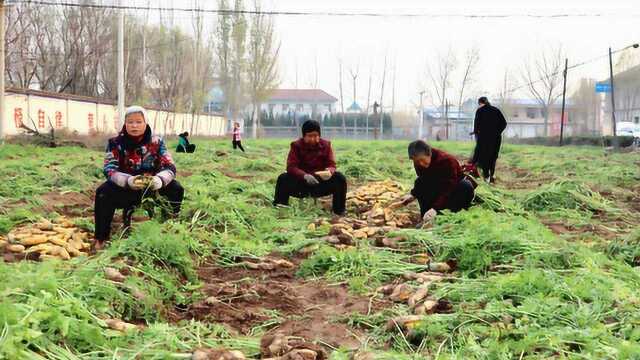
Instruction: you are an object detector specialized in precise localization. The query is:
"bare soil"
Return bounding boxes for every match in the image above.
[39,191,94,217]
[170,256,390,351]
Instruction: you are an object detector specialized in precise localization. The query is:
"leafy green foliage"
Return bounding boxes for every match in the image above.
[0,139,639,359]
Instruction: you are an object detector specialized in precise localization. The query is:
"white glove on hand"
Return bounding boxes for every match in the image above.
[423,208,437,224]
[151,176,163,190]
[127,176,145,190]
[304,174,320,186]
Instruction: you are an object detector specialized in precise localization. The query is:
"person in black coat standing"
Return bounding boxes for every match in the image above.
[470,97,507,183]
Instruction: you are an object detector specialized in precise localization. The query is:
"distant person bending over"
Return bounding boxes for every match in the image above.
[470,97,507,183]
[94,106,184,250]
[176,132,196,153]
[273,120,347,216]
[391,140,474,226]
[232,122,245,152]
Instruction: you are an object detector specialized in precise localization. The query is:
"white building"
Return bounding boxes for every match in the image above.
[260,89,338,119]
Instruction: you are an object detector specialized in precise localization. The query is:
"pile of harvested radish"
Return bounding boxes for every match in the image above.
[309,181,418,249]
[1,218,91,260]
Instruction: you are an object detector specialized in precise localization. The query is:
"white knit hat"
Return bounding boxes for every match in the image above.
[125,105,148,122]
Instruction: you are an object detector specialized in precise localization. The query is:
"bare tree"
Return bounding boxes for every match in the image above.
[520,46,565,137]
[247,0,280,139]
[378,53,388,139]
[215,0,232,128]
[457,46,480,112]
[391,57,397,115]
[495,68,515,121]
[426,48,457,139]
[307,53,319,89]
[571,78,601,135]
[230,0,247,126]
[338,58,346,133]
[5,4,39,88]
[349,61,359,135]
[365,62,373,138]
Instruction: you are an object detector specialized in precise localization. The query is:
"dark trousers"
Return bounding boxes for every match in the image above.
[481,157,497,180]
[475,137,501,180]
[413,178,474,216]
[273,172,347,215]
[232,140,245,152]
[176,144,196,153]
[94,180,184,240]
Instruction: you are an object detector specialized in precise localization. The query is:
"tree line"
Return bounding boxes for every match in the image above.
[4,0,279,135]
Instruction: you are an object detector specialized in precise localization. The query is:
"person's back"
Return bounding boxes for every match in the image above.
[472,97,507,182]
[476,105,507,137]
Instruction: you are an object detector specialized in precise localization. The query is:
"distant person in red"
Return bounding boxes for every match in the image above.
[232,122,245,152]
[470,97,507,183]
[273,120,347,215]
[392,140,474,226]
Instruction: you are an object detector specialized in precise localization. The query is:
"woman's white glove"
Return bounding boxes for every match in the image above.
[151,176,163,190]
[127,176,145,190]
[304,174,320,186]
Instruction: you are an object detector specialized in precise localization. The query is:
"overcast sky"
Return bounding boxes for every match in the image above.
[136,0,639,111]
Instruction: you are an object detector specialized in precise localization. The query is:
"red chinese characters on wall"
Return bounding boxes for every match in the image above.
[55,111,63,128]
[14,108,23,128]
[88,113,94,130]
[38,110,45,128]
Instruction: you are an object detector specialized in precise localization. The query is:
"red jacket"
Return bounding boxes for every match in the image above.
[286,138,337,180]
[411,148,463,210]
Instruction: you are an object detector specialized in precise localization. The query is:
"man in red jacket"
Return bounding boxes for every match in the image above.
[273,120,347,215]
[393,140,474,225]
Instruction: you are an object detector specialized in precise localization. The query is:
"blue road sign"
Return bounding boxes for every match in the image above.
[596,82,612,93]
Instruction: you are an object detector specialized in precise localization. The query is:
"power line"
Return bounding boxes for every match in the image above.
[507,43,640,94]
[7,0,640,19]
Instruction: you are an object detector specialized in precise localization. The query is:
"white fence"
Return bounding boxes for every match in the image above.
[1,89,226,137]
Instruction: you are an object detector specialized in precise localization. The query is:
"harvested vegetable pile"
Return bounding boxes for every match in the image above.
[346,180,406,213]
[1,217,91,260]
[311,180,418,248]
[522,179,612,213]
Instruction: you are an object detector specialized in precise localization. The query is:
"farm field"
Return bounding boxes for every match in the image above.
[1,139,640,359]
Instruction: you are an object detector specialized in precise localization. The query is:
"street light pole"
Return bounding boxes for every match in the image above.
[609,47,617,147]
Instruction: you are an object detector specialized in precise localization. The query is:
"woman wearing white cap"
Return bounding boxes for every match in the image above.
[94,106,184,249]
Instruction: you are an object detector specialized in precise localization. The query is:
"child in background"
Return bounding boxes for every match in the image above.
[232,122,245,152]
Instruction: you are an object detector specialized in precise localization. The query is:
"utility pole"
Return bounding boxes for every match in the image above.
[0,0,5,141]
[418,91,425,139]
[608,47,618,147]
[117,0,125,128]
[559,58,568,146]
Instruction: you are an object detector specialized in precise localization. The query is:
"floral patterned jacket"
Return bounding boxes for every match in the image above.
[103,125,176,188]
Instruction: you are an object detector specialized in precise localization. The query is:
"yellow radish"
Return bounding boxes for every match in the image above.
[49,235,68,247]
[27,243,56,254]
[65,243,83,257]
[36,220,54,231]
[20,235,49,246]
[57,248,71,260]
[7,244,25,253]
